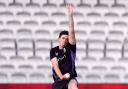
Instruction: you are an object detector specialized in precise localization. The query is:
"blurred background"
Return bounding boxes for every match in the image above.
[0,0,128,89]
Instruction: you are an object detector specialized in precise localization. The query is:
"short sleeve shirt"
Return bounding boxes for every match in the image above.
[50,43,77,82]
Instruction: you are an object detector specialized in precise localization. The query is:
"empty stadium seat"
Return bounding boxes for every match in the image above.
[111,65,126,74]
[33,11,49,24]
[16,11,31,19]
[77,21,92,30]
[76,65,88,83]
[24,20,39,27]
[76,40,86,60]
[123,74,128,83]
[0,72,8,83]
[85,73,102,83]
[0,29,14,39]
[33,0,47,6]
[26,0,40,8]
[111,0,126,16]
[35,29,51,40]
[94,0,109,8]
[0,11,13,19]
[0,39,16,58]
[86,11,101,24]
[51,11,66,24]
[29,72,45,83]
[42,0,57,14]
[35,39,51,51]
[85,0,97,7]
[106,39,122,60]
[75,29,87,41]
[6,20,21,29]
[17,48,33,59]
[9,0,23,7]
[10,55,25,61]
[87,39,104,59]
[0,2,6,7]
[100,56,115,62]
[42,20,57,31]
[0,0,13,6]
[10,71,28,83]
[28,55,43,61]
[17,28,33,39]
[35,48,49,60]
[16,0,29,6]
[0,0,128,84]
[0,54,7,62]
[18,64,34,74]
[104,73,121,83]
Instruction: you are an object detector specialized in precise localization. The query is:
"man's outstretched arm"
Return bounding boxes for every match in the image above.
[67,4,76,45]
[51,57,70,80]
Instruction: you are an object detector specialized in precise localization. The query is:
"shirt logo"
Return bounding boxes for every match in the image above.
[58,55,66,61]
[55,52,58,56]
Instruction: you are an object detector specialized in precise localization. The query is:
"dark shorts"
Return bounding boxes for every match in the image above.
[52,78,78,89]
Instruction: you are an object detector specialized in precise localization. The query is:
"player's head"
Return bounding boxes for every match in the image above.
[58,30,69,48]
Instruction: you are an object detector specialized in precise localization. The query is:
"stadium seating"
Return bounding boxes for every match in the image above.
[1,1,128,88]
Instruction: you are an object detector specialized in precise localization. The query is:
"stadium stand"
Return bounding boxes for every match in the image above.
[0,0,128,89]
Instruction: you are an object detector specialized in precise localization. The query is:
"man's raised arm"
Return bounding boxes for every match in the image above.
[67,4,76,45]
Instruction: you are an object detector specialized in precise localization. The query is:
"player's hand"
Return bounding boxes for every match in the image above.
[66,3,74,15]
[60,73,70,80]
[64,73,70,79]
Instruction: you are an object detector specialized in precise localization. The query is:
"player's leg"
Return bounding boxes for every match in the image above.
[53,81,68,89]
[52,82,63,89]
[68,79,78,89]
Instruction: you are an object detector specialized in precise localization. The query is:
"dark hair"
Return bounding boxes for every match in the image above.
[59,30,68,38]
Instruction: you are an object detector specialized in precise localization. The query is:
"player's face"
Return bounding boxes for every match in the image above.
[59,35,69,48]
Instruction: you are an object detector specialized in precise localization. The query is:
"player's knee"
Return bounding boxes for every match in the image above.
[68,79,78,89]
[68,83,78,89]
[70,85,78,89]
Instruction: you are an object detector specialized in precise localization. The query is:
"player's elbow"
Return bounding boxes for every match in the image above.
[51,57,58,68]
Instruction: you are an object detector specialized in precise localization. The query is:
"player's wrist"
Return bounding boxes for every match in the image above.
[64,73,70,79]
[59,75,64,80]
